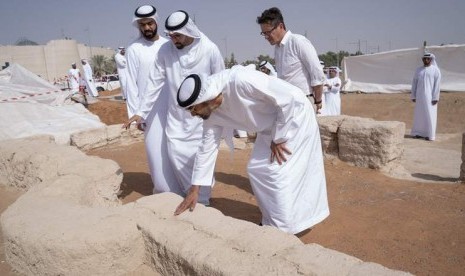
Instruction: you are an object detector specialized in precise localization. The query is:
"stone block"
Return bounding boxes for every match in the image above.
[338,119,405,169]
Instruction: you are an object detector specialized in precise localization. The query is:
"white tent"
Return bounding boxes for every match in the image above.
[0,63,105,144]
[341,44,465,93]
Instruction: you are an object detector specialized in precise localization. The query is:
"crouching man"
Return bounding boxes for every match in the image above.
[174,65,329,235]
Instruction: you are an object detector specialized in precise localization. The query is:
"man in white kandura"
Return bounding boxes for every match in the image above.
[174,65,330,235]
[411,52,441,141]
[68,62,80,94]
[123,4,175,194]
[258,60,277,77]
[114,46,128,100]
[126,10,224,204]
[81,59,99,98]
[125,5,168,119]
[323,66,342,116]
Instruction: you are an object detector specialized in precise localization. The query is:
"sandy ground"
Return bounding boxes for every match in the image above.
[1,90,464,275]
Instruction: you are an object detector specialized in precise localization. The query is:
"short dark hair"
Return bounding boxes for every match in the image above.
[256,7,285,29]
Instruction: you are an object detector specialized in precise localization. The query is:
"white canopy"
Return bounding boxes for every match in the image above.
[0,63,105,144]
[342,44,465,93]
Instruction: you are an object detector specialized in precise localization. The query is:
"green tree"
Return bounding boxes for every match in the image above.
[224,53,238,68]
[15,37,39,46]
[241,54,274,68]
[318,51,350,67]
[90,55,115,77]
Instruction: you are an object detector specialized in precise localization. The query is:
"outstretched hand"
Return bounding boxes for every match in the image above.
[270,141,292,165]
[174,185,200,216]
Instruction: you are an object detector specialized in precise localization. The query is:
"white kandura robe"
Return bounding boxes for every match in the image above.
[410,65,441,140]
[126,36,176,194]
[142,32,224,204]
[68,68,80,93]
[82,63,98,97]
[115,52,128,100]
[193,66,329,234]
[323,76,341,116]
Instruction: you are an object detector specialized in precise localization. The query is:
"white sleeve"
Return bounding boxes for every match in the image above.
[297,38,325,88]
[191,124,223,186]
[125,47,141,116]
[136,52,166,119]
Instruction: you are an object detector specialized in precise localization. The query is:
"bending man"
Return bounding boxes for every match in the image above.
[174,65,329,235]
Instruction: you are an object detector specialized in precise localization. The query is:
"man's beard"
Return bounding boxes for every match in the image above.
[142,26,158,39]
[199,114,210,120]
[175,43,185,49]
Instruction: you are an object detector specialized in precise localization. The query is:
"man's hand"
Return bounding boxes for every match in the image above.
[270,141,292,165]
[315,103,323,114]
[174,185,200,215]
[122,115,142,130]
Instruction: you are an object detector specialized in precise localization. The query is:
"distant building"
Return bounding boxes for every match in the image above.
[0,39,115,82]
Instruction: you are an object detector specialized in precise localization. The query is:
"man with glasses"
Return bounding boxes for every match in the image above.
[125,10,224,205]
[410,53,441,141]
[257,7,326,114]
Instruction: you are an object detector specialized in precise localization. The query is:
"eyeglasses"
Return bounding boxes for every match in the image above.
[260,25,278,36]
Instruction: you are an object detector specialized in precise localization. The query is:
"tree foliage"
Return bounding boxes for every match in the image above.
[318,51,350,67]
[15,37,39,46]
[241,54,275,69]
[224,53,238,68]
[90,55,115,78]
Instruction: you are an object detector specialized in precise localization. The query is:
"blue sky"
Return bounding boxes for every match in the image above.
[1,0,464,62]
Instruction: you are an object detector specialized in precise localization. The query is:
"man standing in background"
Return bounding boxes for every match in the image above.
[256,7,325,114]
[411,53,441,141]
[68,62,80,94]
[123,4,176,194]
[81,59,99,98]
[114,46,128,101]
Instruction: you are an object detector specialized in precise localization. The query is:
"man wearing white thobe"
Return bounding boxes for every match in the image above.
[323,66,342,116]
[258,60,277,77]
[123,5,176,195]
[127,10,224,204]
[81,59,98,97]
[411,53,441,141]
[68,63,80,94]
[257,7,326,114]
[114,47,128,100]
[174,65,329,234]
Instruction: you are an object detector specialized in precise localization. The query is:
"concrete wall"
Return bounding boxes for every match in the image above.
[0,39,115,82]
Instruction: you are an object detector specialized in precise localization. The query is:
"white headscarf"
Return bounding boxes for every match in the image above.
[258,60,277,76]
[164,10,200,38]
[132,5,158,27]
[177,72,227,108]
[423,52,438,67]
[329,66,341,77]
